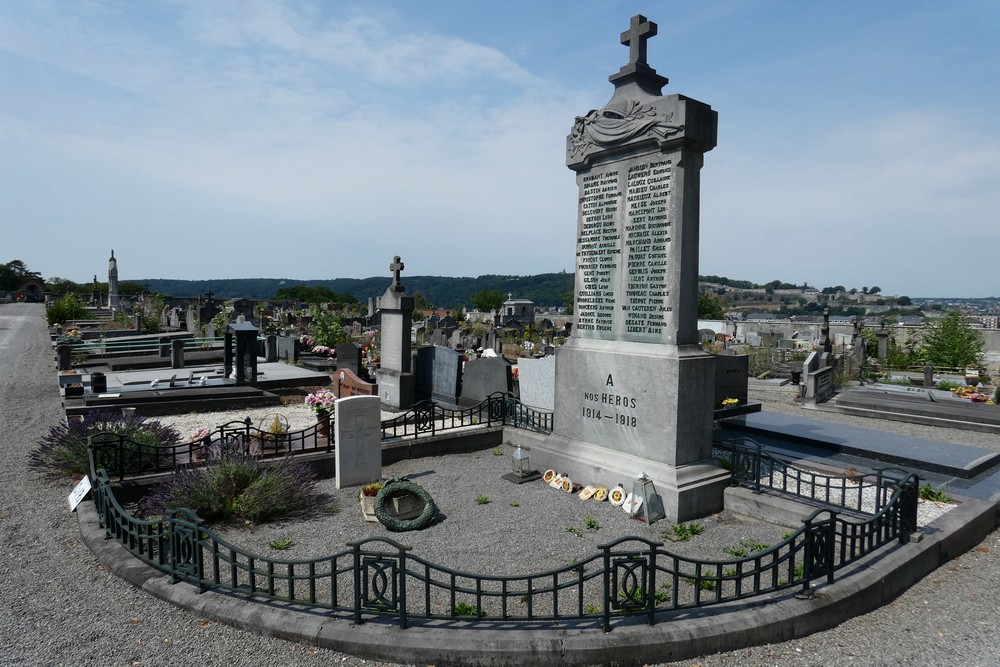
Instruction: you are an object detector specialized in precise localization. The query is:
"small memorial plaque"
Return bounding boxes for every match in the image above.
[67,475,92,512]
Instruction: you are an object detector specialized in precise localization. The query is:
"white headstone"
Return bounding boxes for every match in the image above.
[334,395,382,489]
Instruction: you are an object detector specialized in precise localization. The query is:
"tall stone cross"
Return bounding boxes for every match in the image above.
[389,255,405,292]
[620,14,657,66]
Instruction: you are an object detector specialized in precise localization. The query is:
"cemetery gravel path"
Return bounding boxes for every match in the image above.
[2,302,999,666]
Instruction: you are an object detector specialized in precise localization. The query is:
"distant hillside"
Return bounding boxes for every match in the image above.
[136,273,575,309]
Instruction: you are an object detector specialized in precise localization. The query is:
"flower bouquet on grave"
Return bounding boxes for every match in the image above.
[189,428,210,460]
[305,388,337,417]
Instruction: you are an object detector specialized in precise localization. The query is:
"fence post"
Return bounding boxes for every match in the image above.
[601,544,612,633]
[352,542,363,624]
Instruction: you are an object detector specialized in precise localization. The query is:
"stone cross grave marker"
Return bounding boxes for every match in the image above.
[375,255,416,409]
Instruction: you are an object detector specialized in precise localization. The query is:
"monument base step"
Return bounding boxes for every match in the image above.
[506,429,730,523]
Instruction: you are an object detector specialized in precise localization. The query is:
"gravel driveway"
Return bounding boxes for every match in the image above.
[2,302,998,666]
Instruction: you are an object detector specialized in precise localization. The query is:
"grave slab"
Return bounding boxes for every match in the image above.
[719,411,1000,478]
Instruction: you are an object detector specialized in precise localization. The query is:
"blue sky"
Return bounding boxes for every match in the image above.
[2,1,998,297]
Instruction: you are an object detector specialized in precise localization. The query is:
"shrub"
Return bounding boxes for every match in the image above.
[29,411,181,478]
[46,294,88,326]
[140,447,318,524]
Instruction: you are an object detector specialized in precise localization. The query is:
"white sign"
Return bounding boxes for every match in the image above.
[67,476,92,512]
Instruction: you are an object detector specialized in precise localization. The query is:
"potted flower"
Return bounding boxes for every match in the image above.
[304,388,337,419]
[360,481,382,522]
[189,428,210,461]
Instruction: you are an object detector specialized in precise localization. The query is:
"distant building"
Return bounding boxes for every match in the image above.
[501,293,535,327]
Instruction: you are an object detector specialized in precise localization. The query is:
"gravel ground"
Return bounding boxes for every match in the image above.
[3,302,999,666]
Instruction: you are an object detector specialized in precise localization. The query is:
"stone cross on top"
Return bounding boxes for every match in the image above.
[389,255,405,292]
[621,14,657,66]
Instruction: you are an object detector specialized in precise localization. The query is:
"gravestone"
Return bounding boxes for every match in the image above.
[428,329,446,347]
[507,15,726,522]
[170,339,185,369]
[336,342,364,378]
[335,368,378,399]
[334,395,382,489]
[276,335,301,362]
[460,357,512,406]
[713,354,749,408]
[415,346,463,406]
[223,322,258,385]
[516,355,556,410]
[876,320,889,361]
[802,350,834,402]
[375,256,416,410]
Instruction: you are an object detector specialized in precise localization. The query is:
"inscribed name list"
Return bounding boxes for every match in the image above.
[575,154,673,343]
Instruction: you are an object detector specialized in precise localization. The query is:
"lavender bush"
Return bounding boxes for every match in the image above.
[29,411,181,478]
[140,446,318,524]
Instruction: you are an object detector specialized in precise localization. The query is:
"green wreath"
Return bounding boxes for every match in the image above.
[374,478,437,532]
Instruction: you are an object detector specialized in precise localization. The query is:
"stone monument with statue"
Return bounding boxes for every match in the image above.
[510,15,727,521]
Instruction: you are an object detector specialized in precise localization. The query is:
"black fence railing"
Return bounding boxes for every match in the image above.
[381,393,552,440]
[90,417,332,482]
[92,394,551,481]
[715,436,919,529]
[86,444,919,631]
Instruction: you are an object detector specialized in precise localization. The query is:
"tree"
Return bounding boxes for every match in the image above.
[698,292,725,319]
[897,296,912,306]
[1,259,42,291]
[471,289,505,317]
[923,310,984,370]
[562,289,574,315]
[868,286,881,294]
[412,290,432,312]
[118,281,148,296]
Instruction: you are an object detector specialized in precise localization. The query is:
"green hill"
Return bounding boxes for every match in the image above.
[135,273,575,309]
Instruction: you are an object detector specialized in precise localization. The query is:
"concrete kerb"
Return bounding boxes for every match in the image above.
[77,494,998,666]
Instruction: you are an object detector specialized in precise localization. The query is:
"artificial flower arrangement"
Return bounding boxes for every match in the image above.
[189,428,210,443]
[721,397,740,407]
[952,386,995,404]
[311,345,335,359]
[304,388,337,414]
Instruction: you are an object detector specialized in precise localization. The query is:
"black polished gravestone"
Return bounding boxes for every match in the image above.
[415,346,462,407]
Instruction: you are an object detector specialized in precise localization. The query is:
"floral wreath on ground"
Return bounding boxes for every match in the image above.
[305,388,338,415]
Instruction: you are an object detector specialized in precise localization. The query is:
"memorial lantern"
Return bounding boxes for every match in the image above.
[512,445,531,478]
[630,473,666,524]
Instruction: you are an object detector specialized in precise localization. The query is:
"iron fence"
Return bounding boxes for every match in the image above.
[90,416,332,482]
[86,445,918,631]
[91,393,552,481]
[716,436,919,528]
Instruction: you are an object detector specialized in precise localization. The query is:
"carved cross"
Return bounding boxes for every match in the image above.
[620,14,657,66]
[352,416,368,466]
[390,256,404,291]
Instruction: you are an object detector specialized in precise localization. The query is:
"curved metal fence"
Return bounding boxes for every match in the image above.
[92,393,551,481]
[86,446,919,631]
[716,436,919,528]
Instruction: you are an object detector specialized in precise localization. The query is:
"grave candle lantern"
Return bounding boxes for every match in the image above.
[512,445,531,478]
